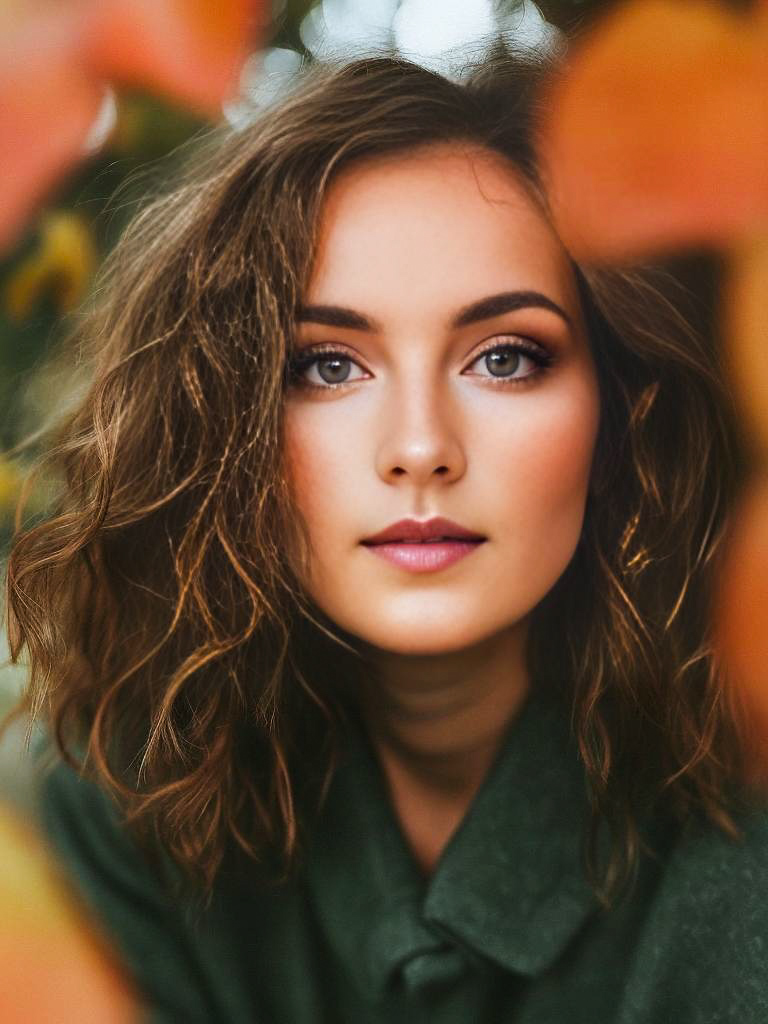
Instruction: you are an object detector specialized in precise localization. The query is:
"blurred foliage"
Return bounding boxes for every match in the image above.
[0,88,211,546]
[0,0,316,554]
[534,0,622,34]
[538,0,755,34]
[536,0,768,765]
[0,0,270,550]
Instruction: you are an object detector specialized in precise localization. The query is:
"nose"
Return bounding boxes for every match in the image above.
[374,377,466,487]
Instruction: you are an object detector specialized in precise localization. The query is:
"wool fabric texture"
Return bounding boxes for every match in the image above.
[35,683,768,1023]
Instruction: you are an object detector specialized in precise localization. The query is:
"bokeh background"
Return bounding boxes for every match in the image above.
[2,0,766,1015]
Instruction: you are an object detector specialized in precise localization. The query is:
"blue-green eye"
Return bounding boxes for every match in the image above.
[286,349,368,389]
[465,341,552,382]
[310,354,360,385]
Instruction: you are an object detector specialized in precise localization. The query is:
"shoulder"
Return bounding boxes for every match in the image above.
[37,740,130,849]
[658,799,768,962]
[620,799,768,1024]
[34,737,173,899]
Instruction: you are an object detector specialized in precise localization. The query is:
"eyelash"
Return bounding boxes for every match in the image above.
[285,338,554,392]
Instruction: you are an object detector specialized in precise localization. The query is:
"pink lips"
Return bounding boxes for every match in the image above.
[361,517,486,573]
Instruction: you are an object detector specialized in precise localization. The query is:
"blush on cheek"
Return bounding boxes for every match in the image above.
[543,382,601,484]
[515,406,597,558]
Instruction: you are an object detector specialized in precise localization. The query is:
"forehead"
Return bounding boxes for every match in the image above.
[306,143,578,319]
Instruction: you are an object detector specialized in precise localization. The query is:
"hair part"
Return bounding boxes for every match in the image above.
[2,44,757,907]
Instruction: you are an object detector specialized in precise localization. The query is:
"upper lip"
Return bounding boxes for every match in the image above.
[361,517,486,545]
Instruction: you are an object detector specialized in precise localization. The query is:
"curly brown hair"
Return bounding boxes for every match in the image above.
[1,43,756,906]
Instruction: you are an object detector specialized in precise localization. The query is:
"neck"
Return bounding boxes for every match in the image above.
[354,622,531,800]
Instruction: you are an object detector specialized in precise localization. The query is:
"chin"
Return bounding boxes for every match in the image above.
[341,613,513,658]
[367,634,474,657]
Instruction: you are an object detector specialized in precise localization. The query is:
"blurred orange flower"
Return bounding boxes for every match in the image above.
[1,0,263,251]
[539,0,768,263]
[537,0,768,761]
[0,802,138,1021]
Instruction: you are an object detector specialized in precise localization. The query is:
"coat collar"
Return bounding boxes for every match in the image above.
[305,681,600,1000]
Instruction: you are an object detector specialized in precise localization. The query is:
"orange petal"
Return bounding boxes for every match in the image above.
[86,0,265,117]
[539,0,768,262]
[0,0,265,251]
[0,804,138,1021]
[723,232,768,457]
[714,474,768,779]
[0,8,102,251]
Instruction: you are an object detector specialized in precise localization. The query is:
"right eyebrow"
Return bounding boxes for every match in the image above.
[294,304,376,331]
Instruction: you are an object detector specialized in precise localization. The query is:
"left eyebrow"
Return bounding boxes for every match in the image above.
[295,289,573,332]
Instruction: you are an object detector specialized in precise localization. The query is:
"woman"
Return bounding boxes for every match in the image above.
[4,45,768,1023]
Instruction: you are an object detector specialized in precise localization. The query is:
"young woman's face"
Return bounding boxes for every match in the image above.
[283,143,600,655]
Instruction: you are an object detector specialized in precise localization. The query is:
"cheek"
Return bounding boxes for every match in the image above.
[529,402,596,495]
[282,409,358,553]
[493,380,599,553]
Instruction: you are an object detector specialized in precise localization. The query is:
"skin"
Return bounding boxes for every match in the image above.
[283,142,601,873]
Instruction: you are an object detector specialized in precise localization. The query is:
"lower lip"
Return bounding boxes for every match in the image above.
[362,540,485,573]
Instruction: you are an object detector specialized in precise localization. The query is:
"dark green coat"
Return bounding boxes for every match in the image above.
[35,685,768,1023]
